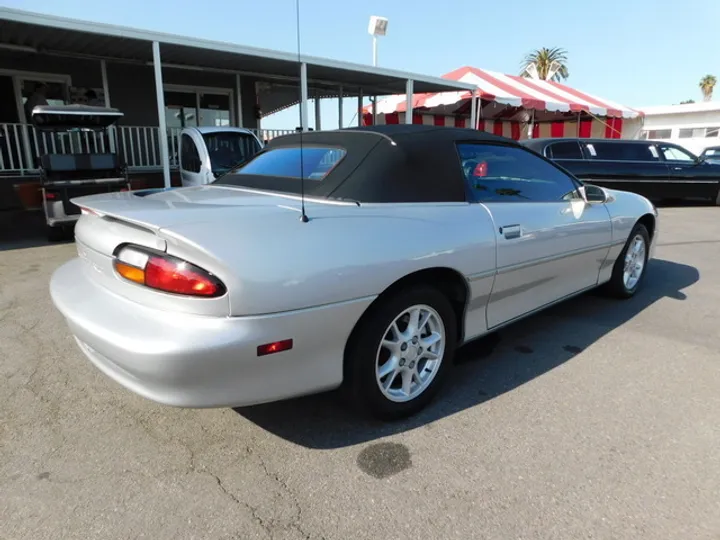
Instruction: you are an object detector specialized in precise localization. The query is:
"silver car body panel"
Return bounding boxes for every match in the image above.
[50,257,373,407]
[50,182,658,408]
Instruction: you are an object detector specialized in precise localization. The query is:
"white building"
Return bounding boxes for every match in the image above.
[631,101,720,155]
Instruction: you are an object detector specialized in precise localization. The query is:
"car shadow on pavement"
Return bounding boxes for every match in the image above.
[0,210,73,251]
[235,258,699,449]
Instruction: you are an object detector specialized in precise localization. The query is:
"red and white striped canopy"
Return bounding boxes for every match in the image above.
[366,66,641,119]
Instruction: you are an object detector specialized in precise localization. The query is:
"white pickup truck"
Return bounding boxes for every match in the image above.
[178,126,263,187]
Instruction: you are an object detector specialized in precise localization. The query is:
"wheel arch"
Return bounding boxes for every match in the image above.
[342,267,470,380]
[637,212,656,241]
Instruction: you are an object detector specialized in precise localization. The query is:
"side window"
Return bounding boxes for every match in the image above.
[658,144,695,162]
[584,142,659,161]
[548,141,583,160]
[180,134,201,173]
[457,143,580,203]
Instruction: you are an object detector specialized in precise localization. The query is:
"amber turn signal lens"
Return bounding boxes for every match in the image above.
[114,261,145,284]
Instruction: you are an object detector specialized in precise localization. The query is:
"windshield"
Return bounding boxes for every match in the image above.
[203,131,262,175]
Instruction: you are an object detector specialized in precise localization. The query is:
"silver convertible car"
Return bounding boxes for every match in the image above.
[50,125,658,420]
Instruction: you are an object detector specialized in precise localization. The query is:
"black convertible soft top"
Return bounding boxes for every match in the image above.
[215,124,518,203]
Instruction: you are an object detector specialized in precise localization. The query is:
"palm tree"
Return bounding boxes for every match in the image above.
[520,47,569,82]
[699,75,716,101]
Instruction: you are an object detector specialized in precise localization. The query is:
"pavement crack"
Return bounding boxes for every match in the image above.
[210,472,273,537]
[254,450,314,540]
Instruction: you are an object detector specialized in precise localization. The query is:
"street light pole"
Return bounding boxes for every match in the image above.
[368,15,388,67]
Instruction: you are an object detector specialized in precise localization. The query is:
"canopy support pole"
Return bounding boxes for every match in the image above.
[577,112,581,137]
[152,41,171,189]
[528,109,535,139]
[469,89,478,130]
[299,62,309,131]
[357,90,363,126]
[235,74,243,128]
[338,86,343,128]
[314,95,322,131]
[100,59,115,152]
[405,79,414,124]
[372,96,377,124]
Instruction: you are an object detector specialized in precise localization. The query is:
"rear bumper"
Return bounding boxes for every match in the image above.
[50,257,374,408]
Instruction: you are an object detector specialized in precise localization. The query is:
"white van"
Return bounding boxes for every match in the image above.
[178,126,263,187]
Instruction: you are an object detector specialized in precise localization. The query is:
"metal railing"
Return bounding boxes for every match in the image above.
[0,123,295,175]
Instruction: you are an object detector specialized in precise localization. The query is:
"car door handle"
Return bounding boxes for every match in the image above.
[499,224,522,239]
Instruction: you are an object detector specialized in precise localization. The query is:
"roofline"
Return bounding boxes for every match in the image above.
[638,102,720,115]
[522,137,681,145]
[188,126,256,134]
[0,7,475,93]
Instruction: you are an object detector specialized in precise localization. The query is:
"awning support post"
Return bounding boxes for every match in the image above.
[299,62,309,131]
[357,90,363,126]
[100,59,115,152]
[528,109,535,139]
[338,85,343,128]
[314,96,322,131]
[405,79,414,124]
[577,112,581,137]
[469,88,477,130]
[152,41,171,189]
[372,96,377,124]
[235,74,243,128]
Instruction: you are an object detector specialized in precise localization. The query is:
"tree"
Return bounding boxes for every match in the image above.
[680,99,695,104]
[699,75,716,101]
[520,47,569,82]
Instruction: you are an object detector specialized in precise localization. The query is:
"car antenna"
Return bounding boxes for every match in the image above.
[295,0,309,223]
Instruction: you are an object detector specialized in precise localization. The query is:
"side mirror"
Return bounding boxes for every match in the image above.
[582,184,608,204]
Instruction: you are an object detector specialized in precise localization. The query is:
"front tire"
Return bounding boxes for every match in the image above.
[344,286,458,420]
[602,222,650,299]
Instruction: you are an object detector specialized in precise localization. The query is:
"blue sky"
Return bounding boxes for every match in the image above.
[4,0,720,129]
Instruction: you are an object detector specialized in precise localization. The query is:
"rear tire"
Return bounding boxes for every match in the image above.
[344,286,458,421]
[602,222,650,299]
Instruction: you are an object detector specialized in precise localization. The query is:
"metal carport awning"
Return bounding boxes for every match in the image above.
[0,7,475,110]
[0,7,476,187]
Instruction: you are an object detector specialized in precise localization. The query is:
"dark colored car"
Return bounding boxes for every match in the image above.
[699,146,720,165]
[521,137,720,204]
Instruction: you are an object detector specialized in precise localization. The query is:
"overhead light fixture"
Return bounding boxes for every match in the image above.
[368,16,388,37]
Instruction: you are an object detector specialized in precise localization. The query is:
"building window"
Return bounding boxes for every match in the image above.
[679,128,706,138]
[164,87,233,129]
[644,129,672,139]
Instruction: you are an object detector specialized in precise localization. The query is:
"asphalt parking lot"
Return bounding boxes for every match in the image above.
[1,207,719,540]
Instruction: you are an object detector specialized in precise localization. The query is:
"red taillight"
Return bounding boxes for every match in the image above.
[145,256,221,296]
[113,245,225,298]
[44,191,57,200]
[257,339,293,357]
